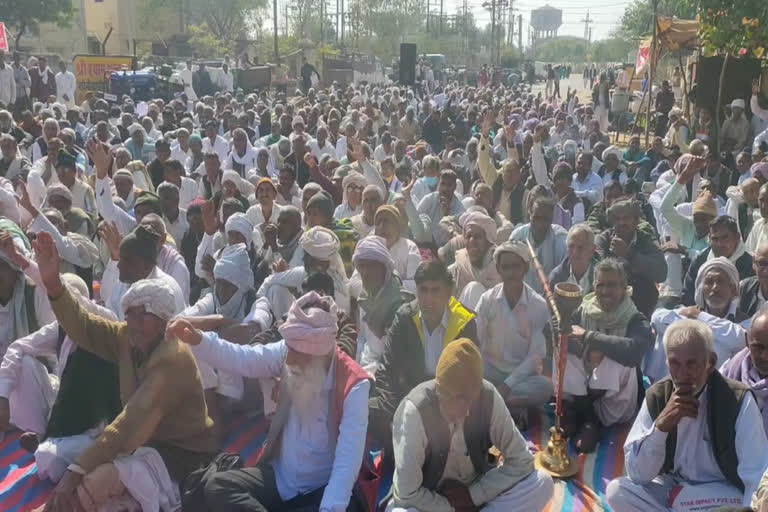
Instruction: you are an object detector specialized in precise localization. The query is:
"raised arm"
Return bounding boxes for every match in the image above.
[32,232,122,363]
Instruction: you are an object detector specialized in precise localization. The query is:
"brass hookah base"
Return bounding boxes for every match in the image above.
[534,423,579,478]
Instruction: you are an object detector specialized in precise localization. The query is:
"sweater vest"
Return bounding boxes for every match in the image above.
[407,380,495,491]
[645,371,750,492]
[254,347,370,465]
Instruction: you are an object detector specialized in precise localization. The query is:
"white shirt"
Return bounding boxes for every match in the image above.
[388,237,421,294]
[624,386,768,507]
[203,135,230,163]
[421,309,450,376]
[373,144,393,162]
[246,202,282,228]
[164,209,189,247]
[194,335,369,512]
[170,143,190,164]
[180,68,197,101]
[101,262,187,320]
[475,283,549,387]
[54,71,76,104]
[648,307,748,382]
[0,65,16,106]
[746,217,768,255]
[220,71,234,93]
[572,171,604,205]
[309,139,336,161]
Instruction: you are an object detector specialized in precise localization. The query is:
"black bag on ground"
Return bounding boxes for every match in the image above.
[180,452,243,512]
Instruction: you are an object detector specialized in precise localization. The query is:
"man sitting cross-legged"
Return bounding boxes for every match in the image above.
[387,338,554,512]
[475,240,554,429]
[30,231,216,512]
[606,319,768,511]
[561,257,654,453]
[168,291,370,512]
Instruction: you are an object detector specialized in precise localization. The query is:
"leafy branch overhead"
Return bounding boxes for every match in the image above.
[0,0,74,47]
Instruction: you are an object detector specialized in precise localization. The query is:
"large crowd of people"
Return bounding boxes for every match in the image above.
[3,48,768,512]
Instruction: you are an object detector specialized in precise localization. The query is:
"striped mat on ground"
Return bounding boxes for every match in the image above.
[0,415,271,512]
[0,409,629,512]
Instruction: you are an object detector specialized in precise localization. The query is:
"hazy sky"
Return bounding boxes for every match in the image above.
[444,0,632,44]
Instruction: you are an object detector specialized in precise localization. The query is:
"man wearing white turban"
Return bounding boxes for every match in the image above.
[334,171,367,221]
[181,244,257,402]
[648,256,749,381]
[195,212,260,286]
[168,291,371,512]
[349,236,408,376]
[258,226,350,318]
[448,210,500,309]
[31,232,215,512]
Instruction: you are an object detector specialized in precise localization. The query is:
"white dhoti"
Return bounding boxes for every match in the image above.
[388,470,554,512]
[458,281,488,311]
[111,447,181,512]
[607,475,744,512]
[562,353,638,426]
[36,426,104,482]
[8,355,58,435]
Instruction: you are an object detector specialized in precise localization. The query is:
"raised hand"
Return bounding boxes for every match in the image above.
[678,155,707,184]
[17,182,38,218]
[401,172,416,202]
[98,221,122,262]
[201,200,219,235]
[480,111,494,138]
[31,231,64,298]
[166,318,204,346]
[303,152,318,168]
[86,138,112,179]
[0,230,29,270]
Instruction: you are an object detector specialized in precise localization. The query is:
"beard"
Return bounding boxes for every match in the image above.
[283,358,328,420]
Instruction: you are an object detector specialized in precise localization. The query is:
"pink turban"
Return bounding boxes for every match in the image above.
[279,291,338,356]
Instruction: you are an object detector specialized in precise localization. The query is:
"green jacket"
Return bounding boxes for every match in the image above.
[368,297,478,450]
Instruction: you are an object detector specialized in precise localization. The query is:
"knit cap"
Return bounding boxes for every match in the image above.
[435,338,483,397]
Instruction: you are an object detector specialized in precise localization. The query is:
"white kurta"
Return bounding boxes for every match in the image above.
[55,71,76,106]
[647,307,748,382]
[608,387,768,510]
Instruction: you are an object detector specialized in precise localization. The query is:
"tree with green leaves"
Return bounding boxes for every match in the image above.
[680,0,768,152]
[616,0,695,41]
[0,0,73,48]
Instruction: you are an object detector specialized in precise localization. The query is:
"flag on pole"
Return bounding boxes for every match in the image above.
[0,23,8,52]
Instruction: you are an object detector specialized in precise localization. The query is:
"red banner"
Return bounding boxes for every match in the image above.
[636,42,650,74]
[0,23,8,53]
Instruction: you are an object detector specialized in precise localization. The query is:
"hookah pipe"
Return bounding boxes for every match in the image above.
[526,240,582,477]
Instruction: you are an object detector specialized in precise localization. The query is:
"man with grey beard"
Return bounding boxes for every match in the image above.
[168,291,371,511]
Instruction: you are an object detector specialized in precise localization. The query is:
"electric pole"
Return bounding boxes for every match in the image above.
[341,0,345,43]
[491,0,496,65]
[581,10,593,46]
[426,0,430,33]
[439,0,443,35]
[518,14,522,51]
[273,0,279,62]
[645,0,658,147]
